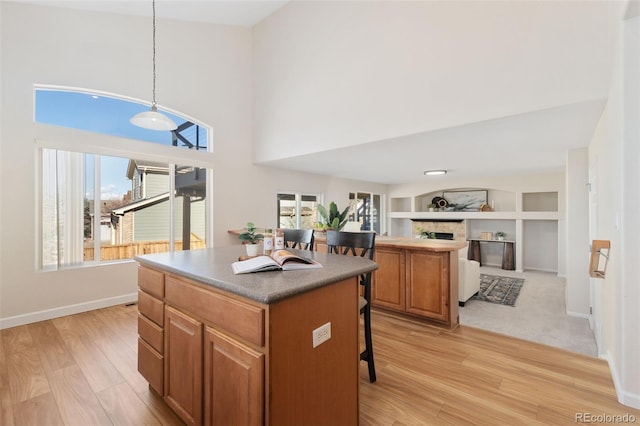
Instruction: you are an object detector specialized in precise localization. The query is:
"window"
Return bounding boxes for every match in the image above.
[36,87,211,270]
[41,149,207,269]
[277,193,319,229]
[349,192,381,234]
[35,89,208,150]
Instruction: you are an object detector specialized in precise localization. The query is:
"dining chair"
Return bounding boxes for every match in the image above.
[325,230,376,383]
[283,229,315,251]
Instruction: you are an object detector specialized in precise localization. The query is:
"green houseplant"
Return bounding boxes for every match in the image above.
[317,202,349,231]
[416,226,436,239]
[239,222,264,256]
[495,231,506,240]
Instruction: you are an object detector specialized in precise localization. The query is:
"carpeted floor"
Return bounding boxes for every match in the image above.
[474,274,525,306]
[460,266,597,357]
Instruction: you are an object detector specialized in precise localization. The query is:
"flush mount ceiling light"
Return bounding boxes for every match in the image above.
[424,170,447,176]
[130,0,177,131]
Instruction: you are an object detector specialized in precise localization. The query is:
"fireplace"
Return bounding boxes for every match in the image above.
[430,232,454,240]
[411,219,466,241]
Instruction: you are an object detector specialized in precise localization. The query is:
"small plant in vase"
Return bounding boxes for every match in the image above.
[239,222,264,257]
[495,231,506,241]
[427,203,436,212]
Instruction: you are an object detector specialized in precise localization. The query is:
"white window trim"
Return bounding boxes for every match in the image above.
[35,126,215,270]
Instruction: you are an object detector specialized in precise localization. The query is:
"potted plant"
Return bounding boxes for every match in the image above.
[495,231,506,241]
[416,226,436,239]
[427,203,436,212]
[239,222,264,257]
[317,202,349,231]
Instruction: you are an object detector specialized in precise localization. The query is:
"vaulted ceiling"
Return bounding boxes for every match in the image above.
[15,0,625,184]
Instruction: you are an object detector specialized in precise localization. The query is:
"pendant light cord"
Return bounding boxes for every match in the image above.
[152,0,157,109]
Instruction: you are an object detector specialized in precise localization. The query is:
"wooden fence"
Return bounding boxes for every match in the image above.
[84,239,207,261]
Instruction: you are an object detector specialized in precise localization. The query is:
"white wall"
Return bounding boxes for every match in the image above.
[252,1,617,162]
[0,2,385,327]
[620,13,640,409]
[588,9,640,408]
[388,173,564,204]
[522,220,558,272]
[565,148,590,316]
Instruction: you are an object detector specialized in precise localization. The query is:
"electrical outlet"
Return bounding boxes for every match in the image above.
[312,322,331,348]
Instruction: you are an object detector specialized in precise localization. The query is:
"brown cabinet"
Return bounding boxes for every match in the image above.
[161,275,264,426]
[137,266,165,395]
[137,264,357,425]
[372,247,458,328]
[204,328,264,426]
[372,246,405,311]
[164,306,203,426]
[405,250,449,322]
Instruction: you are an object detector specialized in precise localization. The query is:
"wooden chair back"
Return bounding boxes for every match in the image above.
[283,229,315,251]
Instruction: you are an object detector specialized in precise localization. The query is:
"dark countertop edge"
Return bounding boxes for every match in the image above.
[135,257,378,305]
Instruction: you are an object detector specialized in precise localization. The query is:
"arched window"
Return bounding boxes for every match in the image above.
[35,87,212,270]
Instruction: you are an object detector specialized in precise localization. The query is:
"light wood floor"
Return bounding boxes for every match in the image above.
[1,304,638,425]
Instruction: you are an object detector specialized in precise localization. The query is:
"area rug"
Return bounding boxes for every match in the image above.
[473,274,525,307]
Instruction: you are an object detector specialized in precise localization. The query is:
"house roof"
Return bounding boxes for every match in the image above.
[111,192,169,216]
[126,159,169,180]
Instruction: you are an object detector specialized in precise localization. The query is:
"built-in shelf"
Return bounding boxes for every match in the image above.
[389,211,560,220]
[388,188,562,273]
[522,192,559,212]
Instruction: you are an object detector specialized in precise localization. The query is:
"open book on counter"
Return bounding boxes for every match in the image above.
[232,249,323,274]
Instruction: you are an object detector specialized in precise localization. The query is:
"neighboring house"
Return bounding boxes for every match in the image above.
[84,195,132,247]
[110,159,206,246]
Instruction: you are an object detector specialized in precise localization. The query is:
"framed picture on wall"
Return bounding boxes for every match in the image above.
[443,190,487,211]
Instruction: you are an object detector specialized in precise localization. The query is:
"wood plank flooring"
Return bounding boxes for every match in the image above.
[1,304,638,425]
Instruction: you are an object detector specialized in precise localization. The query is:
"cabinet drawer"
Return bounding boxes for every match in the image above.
[138,290,164,326]
[139,266,165,299]
[138,313,163,354]
[138,338,164,395]
[166,275,265,347]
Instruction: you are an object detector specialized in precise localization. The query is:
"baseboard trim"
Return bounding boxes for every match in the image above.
[567,310,590,320]
[0,293,138,330]
[604,350,640,409]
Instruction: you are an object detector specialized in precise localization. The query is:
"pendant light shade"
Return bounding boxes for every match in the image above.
[130,0,177,131]
[131,105,177,131]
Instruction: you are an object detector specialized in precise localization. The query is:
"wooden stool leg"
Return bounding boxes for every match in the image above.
[360,306,376,383]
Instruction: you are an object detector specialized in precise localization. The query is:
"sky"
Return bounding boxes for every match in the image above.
[35,89,206,200]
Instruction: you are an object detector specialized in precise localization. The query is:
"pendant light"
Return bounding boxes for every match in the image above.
[130,0,177,131]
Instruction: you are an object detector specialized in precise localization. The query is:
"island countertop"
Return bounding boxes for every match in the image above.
[371,236,467,251]
[135,245,378,304]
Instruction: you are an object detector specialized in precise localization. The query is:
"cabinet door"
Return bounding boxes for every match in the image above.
[164,306,203,426]
[204,327,264,426]
[405,250,449,322]
[372,247,405,311]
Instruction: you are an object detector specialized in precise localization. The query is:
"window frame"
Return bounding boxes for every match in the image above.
[348,191,383,234]
[35,128,214,271]
[34,85,214,271]
[276,192,320,230]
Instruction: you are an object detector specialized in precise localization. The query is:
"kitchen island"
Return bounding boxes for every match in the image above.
[135,246,377,426]
[316,234,466,329]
